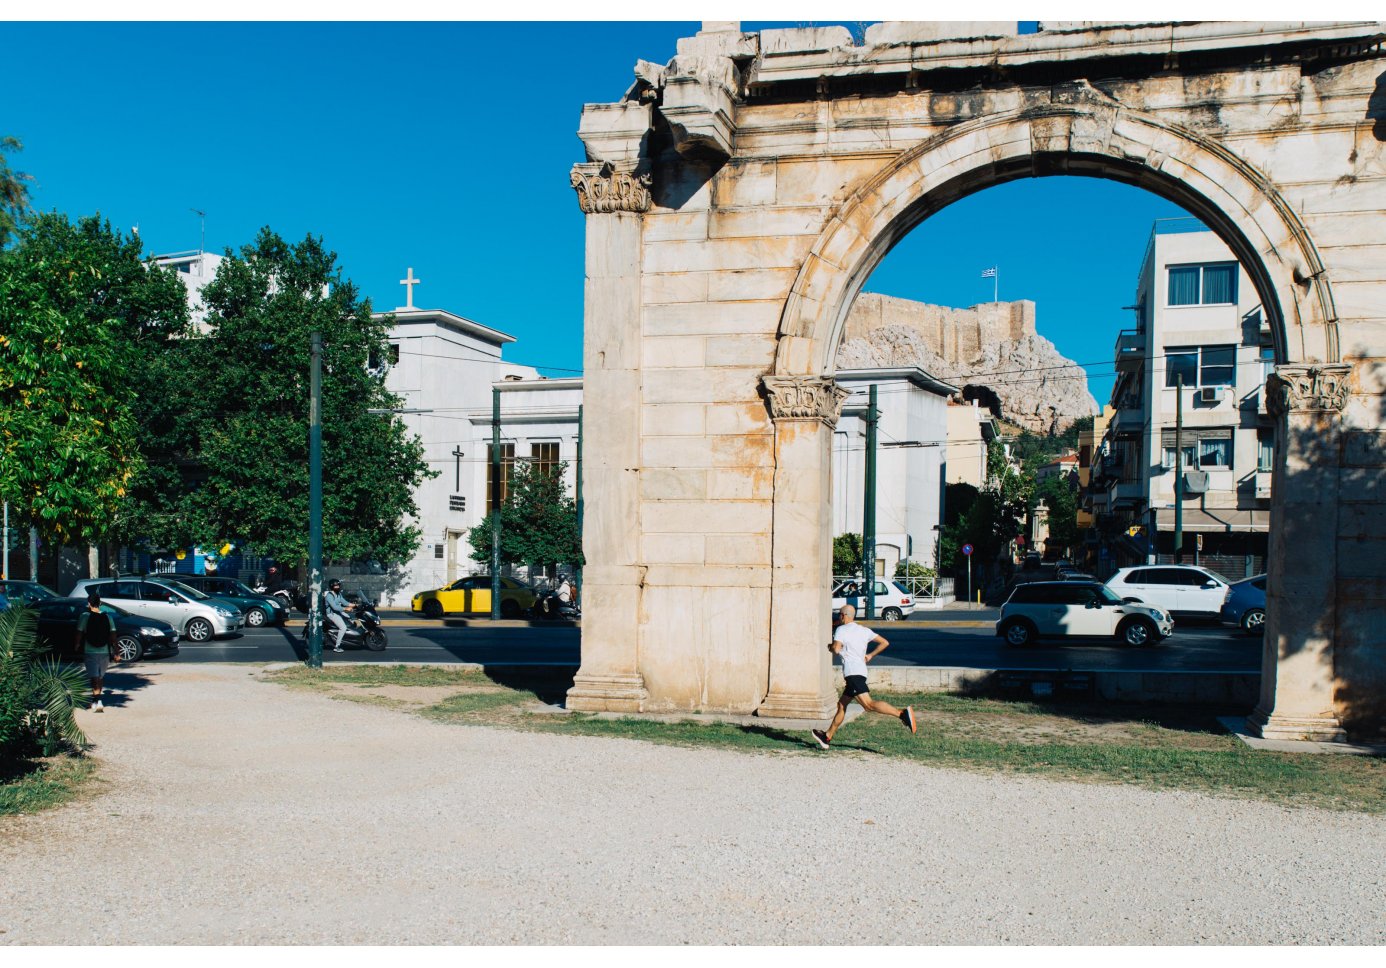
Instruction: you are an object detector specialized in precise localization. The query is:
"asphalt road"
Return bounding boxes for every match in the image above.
[159,614,1261,673]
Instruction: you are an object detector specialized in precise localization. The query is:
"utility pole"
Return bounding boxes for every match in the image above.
[1173,374,1184,564]
[2,500,8,580]
[490,386,502,621]
[575,404,583,599]
[28,527,37,581]
[863,384,878,620]
[306,332,324,668]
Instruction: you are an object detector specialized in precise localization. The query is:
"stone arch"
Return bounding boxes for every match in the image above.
[773,99,1341,378]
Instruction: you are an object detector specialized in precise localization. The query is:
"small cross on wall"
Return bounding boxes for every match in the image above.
[399,267,421,309]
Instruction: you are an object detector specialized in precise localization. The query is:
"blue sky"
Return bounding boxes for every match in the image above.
[5,20,1192,404]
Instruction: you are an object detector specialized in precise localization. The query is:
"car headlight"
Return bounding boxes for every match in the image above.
[139,627,164,636]
[217,607,238,617]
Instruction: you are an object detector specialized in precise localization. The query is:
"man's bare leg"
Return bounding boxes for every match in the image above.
[857,691,916,733]
[824,692,851,742]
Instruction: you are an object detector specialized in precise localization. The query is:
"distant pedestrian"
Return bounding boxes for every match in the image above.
[812,603,916,749]
[74,592,119,712]
[324,579,350,653]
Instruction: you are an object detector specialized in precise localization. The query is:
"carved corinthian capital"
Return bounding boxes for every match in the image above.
[570,161,652,214]
[1266,364,1352,417]
[762,375,852,428]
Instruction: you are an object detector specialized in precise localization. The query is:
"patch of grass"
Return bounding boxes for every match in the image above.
[259,666,1386,814]
[266,664,490,689]
[0,755,98,817]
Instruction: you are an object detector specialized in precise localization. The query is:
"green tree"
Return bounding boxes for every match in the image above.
[832,532,863,575]
[0,136,33,249]
[468,460,582,572]
[1034,474,1079,553]
[0,215,153,544]
[176,228,432,565]
[3,214,192,550]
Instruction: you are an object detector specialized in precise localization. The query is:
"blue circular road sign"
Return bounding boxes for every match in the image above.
[961,543,974,556]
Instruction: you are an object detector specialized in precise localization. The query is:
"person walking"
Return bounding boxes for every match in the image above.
[74,592,119,712]
[812,603,916,749]
[324,579,351,653]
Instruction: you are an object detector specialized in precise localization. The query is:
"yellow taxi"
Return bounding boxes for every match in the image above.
[412,576,538,619]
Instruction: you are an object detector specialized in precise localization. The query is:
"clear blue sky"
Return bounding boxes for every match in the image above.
[5,20,1192,403]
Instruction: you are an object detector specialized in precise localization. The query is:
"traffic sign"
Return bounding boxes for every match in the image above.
[961,543,974,557]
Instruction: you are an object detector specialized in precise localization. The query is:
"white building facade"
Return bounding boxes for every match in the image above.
[832,368,956,576]
[1095,219,1273,576]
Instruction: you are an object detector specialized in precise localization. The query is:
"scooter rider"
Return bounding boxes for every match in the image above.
[324,579,351,653]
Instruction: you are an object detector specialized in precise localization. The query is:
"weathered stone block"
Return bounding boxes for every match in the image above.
[641,335,706,369]
[640,467,708,501]
[641,499,772,536]
[641,403,706,437]
[705,533,772,565]
[644,299,782,336]
[705,333,777,368]
[642,532,706,565]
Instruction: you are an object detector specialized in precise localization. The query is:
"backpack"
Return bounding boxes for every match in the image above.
[82,610,112,646]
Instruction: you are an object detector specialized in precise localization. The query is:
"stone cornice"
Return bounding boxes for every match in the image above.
[762,375,852,427]
[1266,364,1353,417]
[570,161,652,214]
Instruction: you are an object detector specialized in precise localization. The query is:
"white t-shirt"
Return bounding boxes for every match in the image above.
[833,622,877,679]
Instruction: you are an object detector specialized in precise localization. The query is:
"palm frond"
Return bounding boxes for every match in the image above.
[27,656,90,751]
[0,604,38,661]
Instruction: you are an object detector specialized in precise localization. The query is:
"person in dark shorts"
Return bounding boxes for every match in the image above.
[812,603,916,749]
[74,592,119,712]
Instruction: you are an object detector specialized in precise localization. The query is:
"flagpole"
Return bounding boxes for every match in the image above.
[994,267,998,303]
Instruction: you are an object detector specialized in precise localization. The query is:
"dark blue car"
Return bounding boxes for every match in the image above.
[1220,574,1266,635]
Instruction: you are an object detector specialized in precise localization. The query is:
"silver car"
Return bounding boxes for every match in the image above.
[69,577,243,642]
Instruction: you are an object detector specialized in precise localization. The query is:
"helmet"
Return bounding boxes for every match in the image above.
[329,579,342,590]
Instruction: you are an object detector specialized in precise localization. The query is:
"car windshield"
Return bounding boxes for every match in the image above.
[157,580,208,600]
[6,583,59,601]
[1097,586,1125,605]
[1201,569,1232,585]
[223,580,258,596]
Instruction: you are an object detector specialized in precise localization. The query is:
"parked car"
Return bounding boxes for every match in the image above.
[1056,569,1097,582]
[1105,565,1231,618]
[33,598,180,662]
[0,580,61,607]
[412,575,538,619]
[69,577,243,642]
[173,575,289,627]
[1220,574,1267,635]
[830,578,915,621]
[997,581,1173,647]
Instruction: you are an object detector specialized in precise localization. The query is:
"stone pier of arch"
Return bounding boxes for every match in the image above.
[567,21,1386,739]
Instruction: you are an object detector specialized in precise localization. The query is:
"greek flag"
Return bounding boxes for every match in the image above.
[980,267,997,278]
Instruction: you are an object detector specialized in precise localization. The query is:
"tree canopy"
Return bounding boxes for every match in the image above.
[0,136,33,249]
[0,213,183,544]
[166,229,433,565]
[469,460,581,573]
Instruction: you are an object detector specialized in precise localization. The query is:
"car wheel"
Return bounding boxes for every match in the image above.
[422,599,444,619]
[1241,608,1265,635]
[185,618,214,642]
[113,635,143,662]
[500,599,521,619]
[1001,618,1036,647]
[1119,618,1157,647]
[245,606,267,628]
[881,607,903,621]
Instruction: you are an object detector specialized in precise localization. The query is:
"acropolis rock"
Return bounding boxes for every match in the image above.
[835,293,1098,434]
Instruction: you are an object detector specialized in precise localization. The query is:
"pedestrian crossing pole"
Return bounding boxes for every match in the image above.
[490,386,502,621]
[306,332,324,668]
[863,384,878,620]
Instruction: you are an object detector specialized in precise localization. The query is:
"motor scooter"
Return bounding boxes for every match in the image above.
[532,588,581,621]
[304,596,387,650]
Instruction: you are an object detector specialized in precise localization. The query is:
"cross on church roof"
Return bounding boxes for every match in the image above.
[399,267,421,310]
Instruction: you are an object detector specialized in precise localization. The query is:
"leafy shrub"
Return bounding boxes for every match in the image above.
[0,605,88,766]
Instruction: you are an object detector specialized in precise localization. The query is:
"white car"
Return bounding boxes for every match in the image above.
[1105,565,1231,618]
[997,581,1173,647]
[831,578,915,621]
[69,577,244,642]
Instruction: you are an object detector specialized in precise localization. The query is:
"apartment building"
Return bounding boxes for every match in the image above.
[1089,219,1273,577]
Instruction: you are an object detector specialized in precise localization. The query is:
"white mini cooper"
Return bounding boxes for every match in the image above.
[997,581,1173,647]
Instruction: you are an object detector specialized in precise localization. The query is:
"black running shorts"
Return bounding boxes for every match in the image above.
[842,674,870,698]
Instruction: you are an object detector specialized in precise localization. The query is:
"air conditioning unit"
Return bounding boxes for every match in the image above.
[1197,386,1226,404]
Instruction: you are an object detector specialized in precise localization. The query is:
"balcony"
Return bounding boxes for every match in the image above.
[1114,329,1145,372]
[1109,405,1144,438]
[1254,471,1272,500]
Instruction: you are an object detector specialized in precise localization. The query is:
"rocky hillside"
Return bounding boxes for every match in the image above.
[835,293,1098,434]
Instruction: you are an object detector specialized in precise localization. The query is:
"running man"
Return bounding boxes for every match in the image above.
[812,603,916,749]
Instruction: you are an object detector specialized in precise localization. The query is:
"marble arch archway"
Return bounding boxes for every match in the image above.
[566,21,1386,739]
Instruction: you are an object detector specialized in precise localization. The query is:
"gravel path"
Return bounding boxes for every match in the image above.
[2,663,1384,944]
